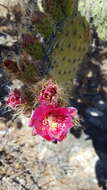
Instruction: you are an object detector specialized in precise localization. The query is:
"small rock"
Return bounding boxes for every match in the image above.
[0,32,17,47]
[95,100,107,110]
[85,107,104,117]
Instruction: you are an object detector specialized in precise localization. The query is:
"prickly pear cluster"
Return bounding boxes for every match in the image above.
[3,0,91,140]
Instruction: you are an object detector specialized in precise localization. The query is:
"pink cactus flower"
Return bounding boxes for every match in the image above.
[38,80,59,105]
[29,105,77,141]
[6,89,27,109]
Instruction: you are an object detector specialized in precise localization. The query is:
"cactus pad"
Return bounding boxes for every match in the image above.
[48,13,90,96]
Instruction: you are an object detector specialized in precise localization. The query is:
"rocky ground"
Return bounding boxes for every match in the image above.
[0,1,107,190]
[0,44,107,190]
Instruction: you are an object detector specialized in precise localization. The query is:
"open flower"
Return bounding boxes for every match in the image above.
[38,80,59,105]
[29,104,77,141]
[6,89,27,109]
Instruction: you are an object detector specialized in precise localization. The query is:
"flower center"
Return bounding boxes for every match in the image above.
[48,116,58,129]
[43,115,58,129]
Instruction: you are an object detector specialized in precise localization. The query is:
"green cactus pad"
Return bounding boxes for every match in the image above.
[48,13,90,96]
[37,0,79,23]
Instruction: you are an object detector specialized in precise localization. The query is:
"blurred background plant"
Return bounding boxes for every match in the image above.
[79,0,107,41]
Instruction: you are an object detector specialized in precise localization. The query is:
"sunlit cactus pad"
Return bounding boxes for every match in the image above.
[48,13,90,95]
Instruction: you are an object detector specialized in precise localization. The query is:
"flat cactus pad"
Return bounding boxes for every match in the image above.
[48,13,90,96]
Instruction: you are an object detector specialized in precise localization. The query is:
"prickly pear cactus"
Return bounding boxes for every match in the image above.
[79,0,107,40]
[3,0,91,117]
[48,12,90,96]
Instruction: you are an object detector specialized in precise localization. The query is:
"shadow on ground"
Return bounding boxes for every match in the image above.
[71,43,107,190]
